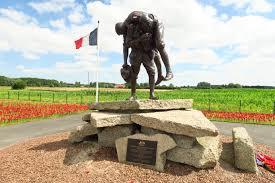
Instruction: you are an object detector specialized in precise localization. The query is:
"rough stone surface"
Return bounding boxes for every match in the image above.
[68,124,98,143]
[90,99,193,111]
[141,127,195,149]
[115,133,176,171]
[232,127,257,173]
[141,126,166,135]
[98,125,134,147]
[82,113,91,122]
[167,136,220,168]
[64,141,99,165]
[172,134,196,149]
[220,142,234,165]
[90,111,132,128]
[131,110,219,137]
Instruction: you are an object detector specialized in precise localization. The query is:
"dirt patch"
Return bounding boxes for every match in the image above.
[0,133,274,183]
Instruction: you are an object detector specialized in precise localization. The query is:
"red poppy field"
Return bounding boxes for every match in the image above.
[0,101,88,125]
[203,110,275,125]
[1,99,275,126]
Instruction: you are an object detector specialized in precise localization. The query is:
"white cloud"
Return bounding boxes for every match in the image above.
[246,0,273,13]
[175,55,275,86]
[50,19,66,30]
[219,0,274,13]
[0,8,87,59]
[28,0,75,14]
[0,8,37,25]
[172,49,222,65]
[68,5,85,24]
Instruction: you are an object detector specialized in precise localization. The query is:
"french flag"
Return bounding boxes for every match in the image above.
[75,28,98,49]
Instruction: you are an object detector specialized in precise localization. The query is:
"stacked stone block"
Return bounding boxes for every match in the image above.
[69,99,257,172]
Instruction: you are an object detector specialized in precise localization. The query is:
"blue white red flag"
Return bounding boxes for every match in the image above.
[75,28,98,49]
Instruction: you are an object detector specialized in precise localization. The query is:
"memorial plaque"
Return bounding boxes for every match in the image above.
[126,138,158,166]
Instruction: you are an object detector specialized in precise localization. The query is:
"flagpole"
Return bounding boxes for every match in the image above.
[95,20,100,103]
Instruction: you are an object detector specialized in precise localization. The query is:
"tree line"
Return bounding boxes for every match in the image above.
[0,75,274,90]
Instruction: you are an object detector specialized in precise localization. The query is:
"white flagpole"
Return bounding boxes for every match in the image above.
[95,20,100,103]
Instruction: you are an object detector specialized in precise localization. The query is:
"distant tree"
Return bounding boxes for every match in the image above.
[75,81,81,87]
[0,76,13,86]
[228,83,242,88]
[169,83,174,88]
[12,80,26,90]
[197,82,211,89]
[139,83,149,89]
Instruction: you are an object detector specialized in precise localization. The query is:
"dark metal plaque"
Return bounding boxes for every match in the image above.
[126,138,158,166]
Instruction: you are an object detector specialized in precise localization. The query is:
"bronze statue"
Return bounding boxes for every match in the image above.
[115,11,173,100]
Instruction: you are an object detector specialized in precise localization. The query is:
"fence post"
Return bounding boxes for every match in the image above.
[208,98,211,111]
[53,93,55,103]
[273,101,275,114]
[66,93,68,104]
[17,92,19,100]
[28,92,31,101]
[7,91,10,99]
[40,93,42,102]
[239,100,242,112]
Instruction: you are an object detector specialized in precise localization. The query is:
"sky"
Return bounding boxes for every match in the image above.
[0,0,275,86]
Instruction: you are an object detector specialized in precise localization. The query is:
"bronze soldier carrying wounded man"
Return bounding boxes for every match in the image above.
[115,11,173,100]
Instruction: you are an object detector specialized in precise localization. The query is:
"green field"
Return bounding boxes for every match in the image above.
[0,87,274,114]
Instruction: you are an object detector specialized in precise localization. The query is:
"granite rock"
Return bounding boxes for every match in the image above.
[141,126,166,135]
[90,111,132,128]
[131,110,219,137]
[232,127,257,173]
[90,99,193,111]
[98,125,134,147]
[167,136,220,168]
[172,134,196,149]
[82,113,91,122]
[68,124,98,143]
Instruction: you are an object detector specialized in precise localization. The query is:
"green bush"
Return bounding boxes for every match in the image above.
[11,80,26,90]
[197,81,211,89]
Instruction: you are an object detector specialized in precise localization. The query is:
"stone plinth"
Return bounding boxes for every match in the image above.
[131,110,218,137]
[90,112,132,128]
[90,99,193,111]
[68,124,98,143]
[167,136,220,168]
[98,125,134,147]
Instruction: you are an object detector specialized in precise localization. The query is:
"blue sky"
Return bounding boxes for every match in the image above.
[0,0,275,86]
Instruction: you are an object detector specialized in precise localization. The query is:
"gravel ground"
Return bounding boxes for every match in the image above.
[0,133,274,183]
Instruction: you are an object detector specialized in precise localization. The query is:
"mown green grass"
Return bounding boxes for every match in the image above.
[0,88,275,114]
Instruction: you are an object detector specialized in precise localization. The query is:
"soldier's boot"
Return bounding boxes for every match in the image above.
[128,78,137,101]
[149,75,158,100]
[164,72,173,81]
[127,95,137,101]
[155,75,165,85]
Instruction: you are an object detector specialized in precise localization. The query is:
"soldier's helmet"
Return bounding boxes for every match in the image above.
[120,64,132,83]
[115,22,126,35]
